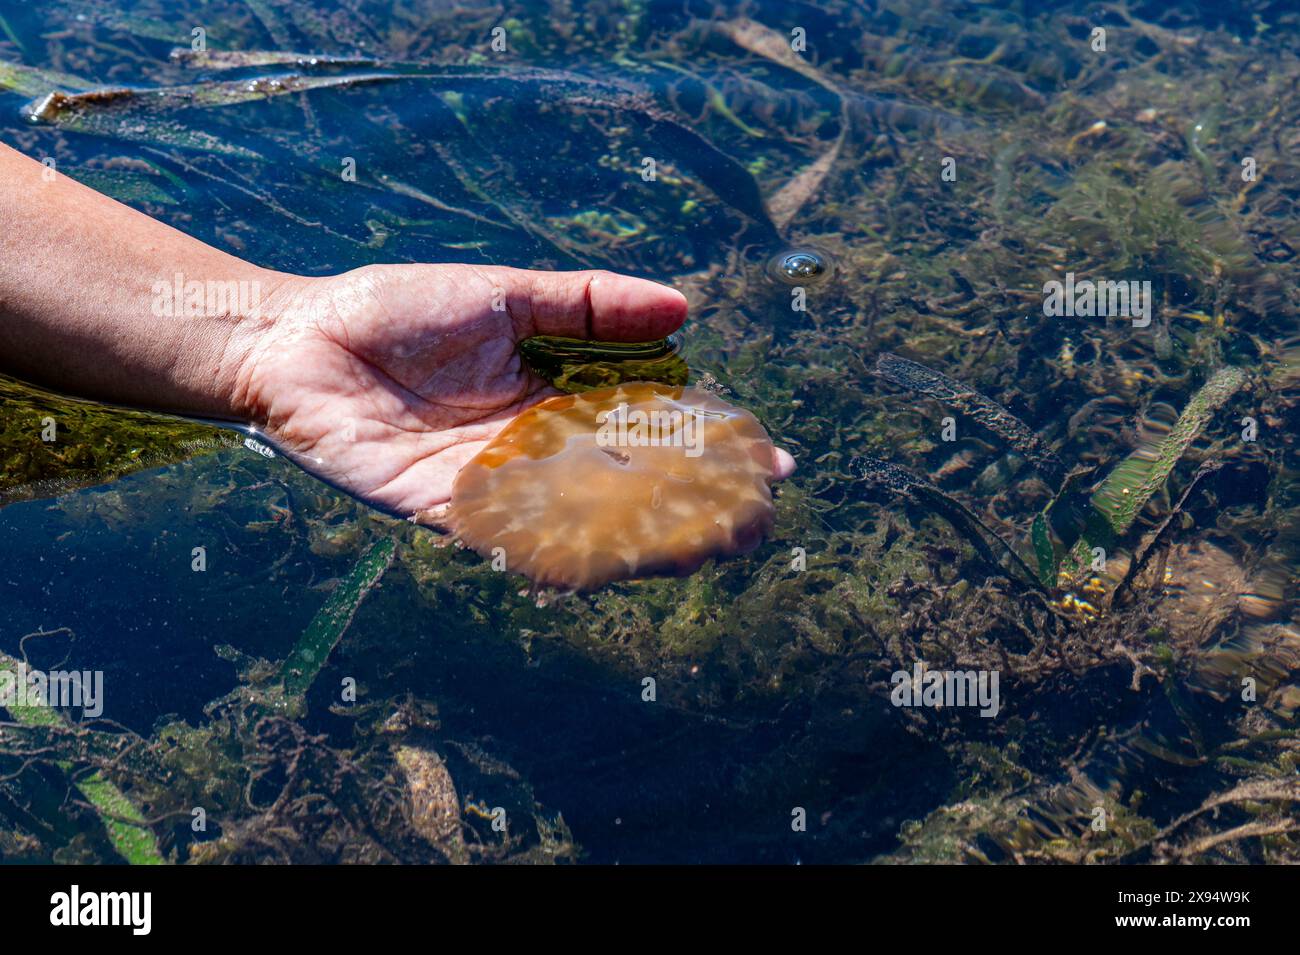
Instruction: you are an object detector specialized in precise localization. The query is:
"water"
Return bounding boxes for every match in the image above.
[1,0,1298,864]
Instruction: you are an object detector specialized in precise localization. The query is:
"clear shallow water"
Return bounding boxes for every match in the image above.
[1,0,1298,864]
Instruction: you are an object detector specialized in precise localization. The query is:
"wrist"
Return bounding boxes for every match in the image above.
[202,268,309,424]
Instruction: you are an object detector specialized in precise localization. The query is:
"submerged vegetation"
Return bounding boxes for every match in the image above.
[1,0,1299,863]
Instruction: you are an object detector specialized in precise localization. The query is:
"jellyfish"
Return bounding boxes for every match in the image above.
[448,382,781,590]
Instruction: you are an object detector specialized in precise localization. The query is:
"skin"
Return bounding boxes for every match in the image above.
[0,141,795,523]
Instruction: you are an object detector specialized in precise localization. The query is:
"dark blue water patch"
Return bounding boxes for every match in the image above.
[311,570,945,864]
[0,458,358,733]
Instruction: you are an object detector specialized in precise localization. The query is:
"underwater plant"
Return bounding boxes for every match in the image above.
[1,0,1298,871]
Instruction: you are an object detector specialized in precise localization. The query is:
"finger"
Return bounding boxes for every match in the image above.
[773,447,796,481]
[498,267,688,341]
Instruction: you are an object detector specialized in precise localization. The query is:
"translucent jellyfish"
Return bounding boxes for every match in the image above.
[448,382,778,590]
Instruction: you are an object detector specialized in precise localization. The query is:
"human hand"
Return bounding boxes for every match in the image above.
[229,263,797,523]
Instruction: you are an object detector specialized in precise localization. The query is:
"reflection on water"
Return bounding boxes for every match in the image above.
[1,0,1299,863]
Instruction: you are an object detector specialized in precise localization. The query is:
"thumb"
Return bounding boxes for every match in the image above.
[493,267,688,342]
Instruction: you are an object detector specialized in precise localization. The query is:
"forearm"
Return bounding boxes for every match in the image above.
[0,140,292,419]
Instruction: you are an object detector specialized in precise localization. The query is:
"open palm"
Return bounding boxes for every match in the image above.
[233,263,791,524]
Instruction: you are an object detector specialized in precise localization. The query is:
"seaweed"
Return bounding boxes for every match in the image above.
[280,538,396,708]
[851,456,1047,594]
[1058,365,1248,585]
[1112,459,1223,603]
[518,335,688,393]
[0,59,91,96]
[2,0,1299,866]
[0,375,238,509]
[875,352,1067,488]
[0,651,164,864]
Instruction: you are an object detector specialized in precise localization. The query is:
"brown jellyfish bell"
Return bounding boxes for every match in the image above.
[447,382,778,591]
